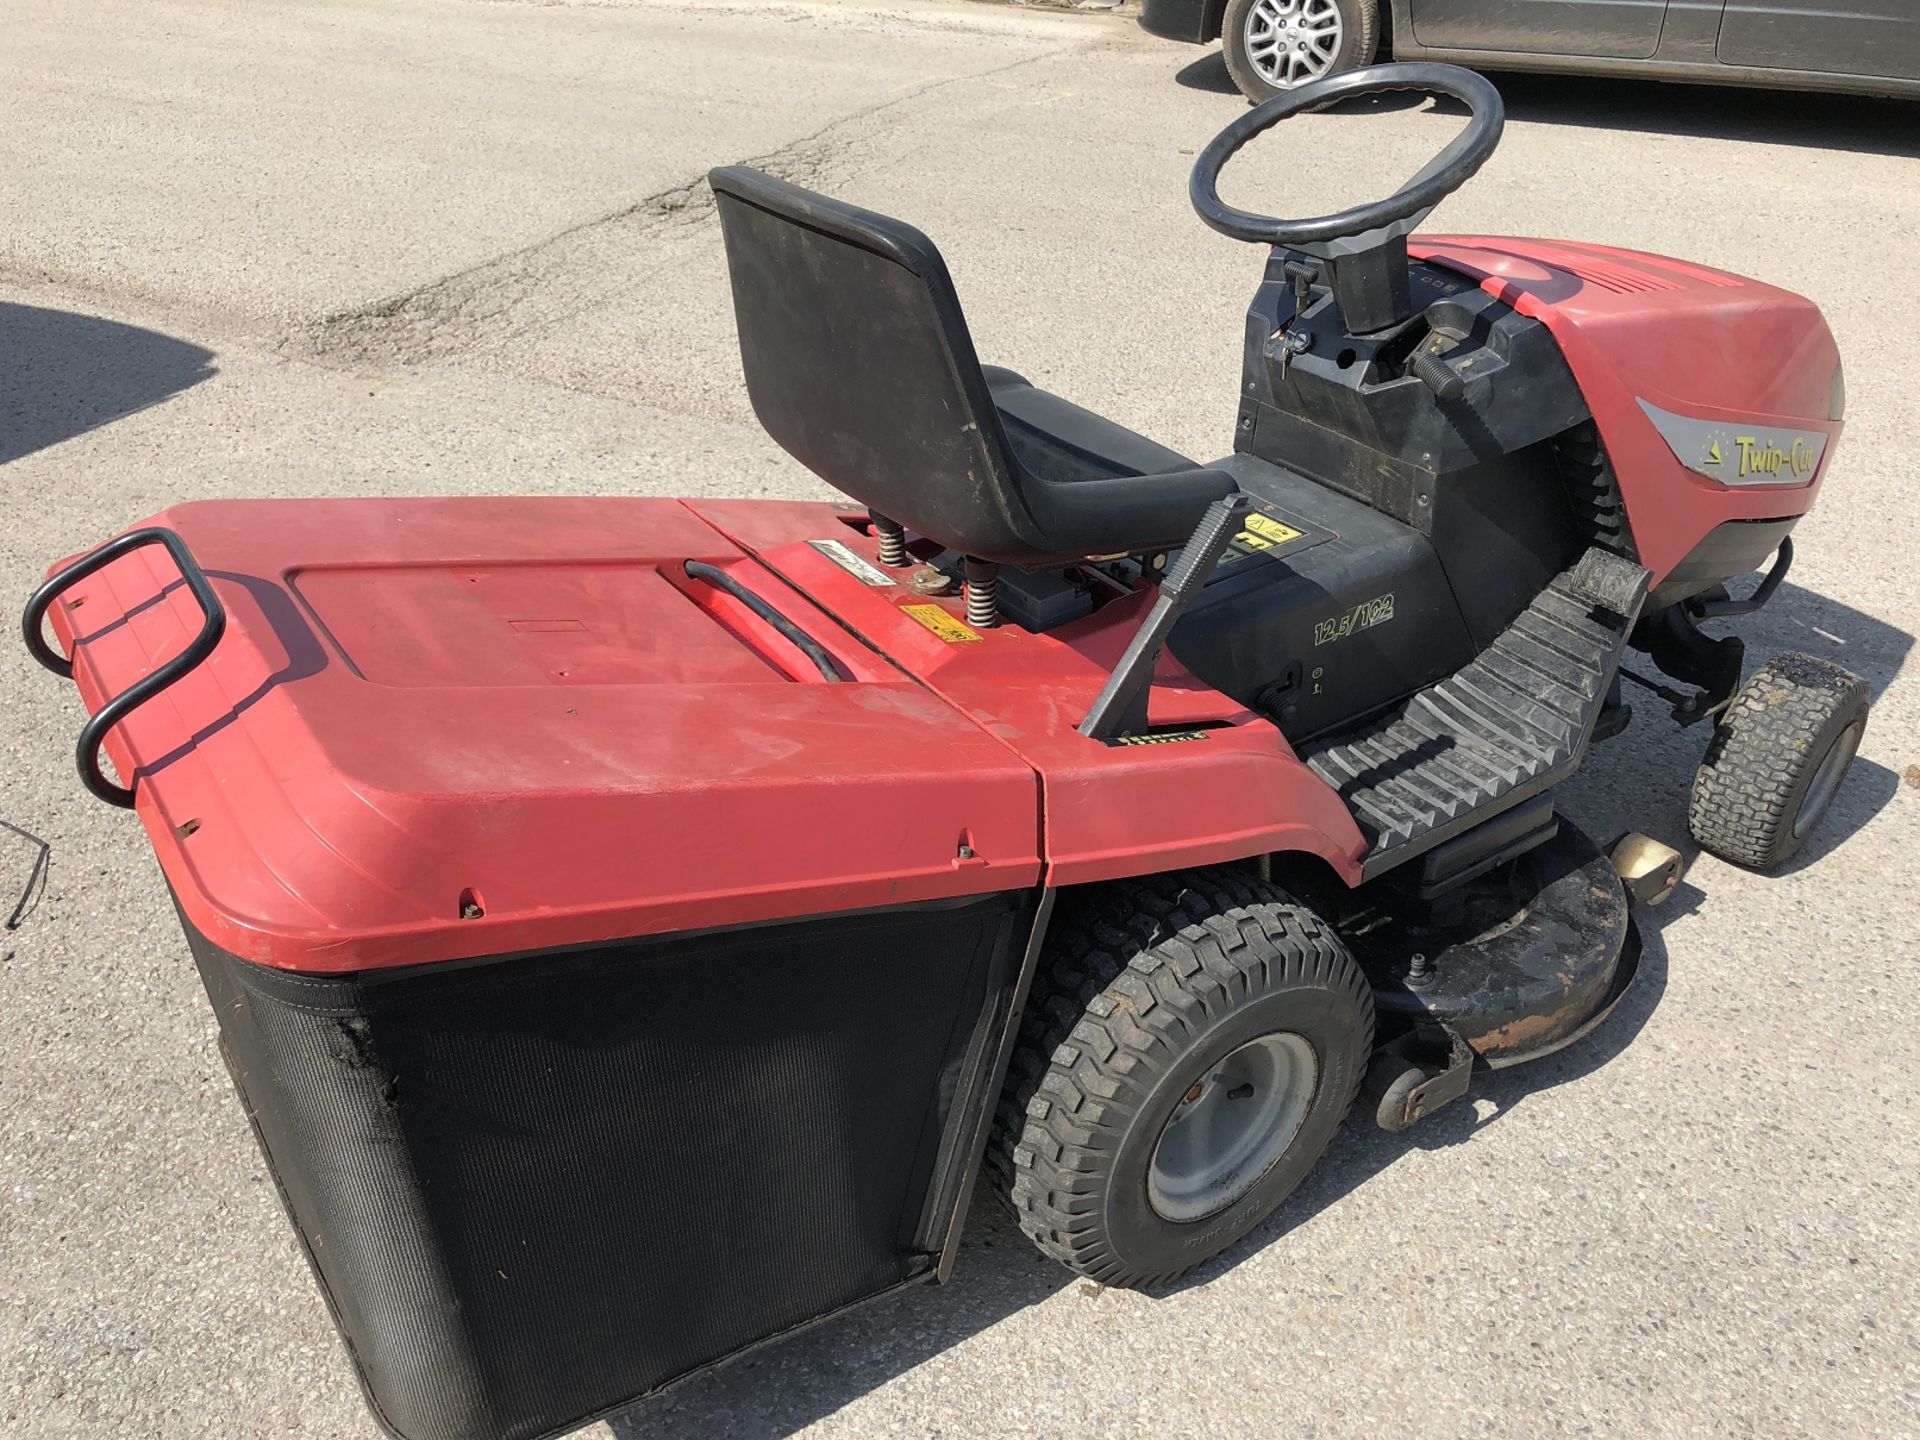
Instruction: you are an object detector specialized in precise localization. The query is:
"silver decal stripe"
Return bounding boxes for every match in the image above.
[808,538,896,586]
[1637,398,1827,487]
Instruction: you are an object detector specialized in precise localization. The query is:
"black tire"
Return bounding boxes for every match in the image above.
[1222,0,1379,105]
[985,868,1373,1289]
[1689,653,1870,870]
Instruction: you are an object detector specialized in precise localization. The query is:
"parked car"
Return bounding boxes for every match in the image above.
[1142,0,1920,104]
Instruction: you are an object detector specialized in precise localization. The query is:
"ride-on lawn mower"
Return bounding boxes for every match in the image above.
[23,64,1867,1440]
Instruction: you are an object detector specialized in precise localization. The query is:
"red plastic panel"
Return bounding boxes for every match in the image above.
[1412,236,1843,586]
[292,561,794,688]
[693,502,1369,890]
[46,498,1041,972]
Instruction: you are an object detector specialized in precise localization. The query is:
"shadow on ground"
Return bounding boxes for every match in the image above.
[1490,68,1920,156]
[1174,51,1240,96]
[1,302,216,464]
[1173,50,1919,157]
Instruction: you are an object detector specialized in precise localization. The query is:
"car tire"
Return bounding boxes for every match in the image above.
[1688,653,1870,870]
[985,867,1373,1289]
[1222,0,1379,105]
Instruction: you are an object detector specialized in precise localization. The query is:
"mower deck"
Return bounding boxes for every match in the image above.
[1342,821,1641,1069]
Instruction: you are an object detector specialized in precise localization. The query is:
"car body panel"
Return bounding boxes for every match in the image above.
[1387,0,1920,95]
[1139,0,1920,97]
[1140,0,1226,45]
[1408,0,1668,60]
[1716,0,1920,80]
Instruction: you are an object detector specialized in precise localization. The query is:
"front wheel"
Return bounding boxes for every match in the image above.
[1689,653,1870,870]
[1221,0,1379,104]
[987,868,1373,1289]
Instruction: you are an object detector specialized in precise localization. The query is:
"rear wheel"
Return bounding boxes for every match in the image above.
[986,868,1373,1288]
[1689,653,1869,870]
[1221,0,1378,104]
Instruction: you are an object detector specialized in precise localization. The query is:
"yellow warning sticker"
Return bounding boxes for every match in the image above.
[901,603,981,643]
[1221,508,1311,566]
[1243,513,1305,545]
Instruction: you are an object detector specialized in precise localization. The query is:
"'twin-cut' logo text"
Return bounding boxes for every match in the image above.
[1706,434,1819,480]
[1730,434,1819,480]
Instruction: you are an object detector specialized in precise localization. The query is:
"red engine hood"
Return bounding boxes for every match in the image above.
[1412,236,1843,585]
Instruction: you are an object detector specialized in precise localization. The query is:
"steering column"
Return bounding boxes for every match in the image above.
[1189,63,1505,334]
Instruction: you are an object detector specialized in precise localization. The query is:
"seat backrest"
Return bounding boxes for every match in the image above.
[709,166,1050,562]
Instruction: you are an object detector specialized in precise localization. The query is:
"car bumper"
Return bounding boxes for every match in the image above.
[1140,0,1212,45]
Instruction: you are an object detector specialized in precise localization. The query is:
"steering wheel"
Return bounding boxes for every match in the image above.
[1189,62,1504,251]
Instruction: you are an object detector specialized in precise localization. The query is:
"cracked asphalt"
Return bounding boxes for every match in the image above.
[3,1,1917,1437]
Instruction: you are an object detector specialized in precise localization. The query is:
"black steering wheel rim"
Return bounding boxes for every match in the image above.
[1189,62,1505,248]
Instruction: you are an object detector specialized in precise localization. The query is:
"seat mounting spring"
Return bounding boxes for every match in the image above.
[964,558,1000,629]
[873,514,908,568]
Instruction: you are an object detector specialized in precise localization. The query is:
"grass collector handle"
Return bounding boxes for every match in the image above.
[22,526,227,809]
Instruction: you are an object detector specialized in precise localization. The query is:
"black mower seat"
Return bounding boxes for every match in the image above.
[710,166,1235,566]
[979,366,1202,488]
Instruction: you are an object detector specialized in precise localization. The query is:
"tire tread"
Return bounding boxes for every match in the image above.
[984,868,1372,1288]
[1689,652,1869,870]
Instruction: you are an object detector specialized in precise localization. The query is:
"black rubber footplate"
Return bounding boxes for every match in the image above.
[1303,548,1650,879]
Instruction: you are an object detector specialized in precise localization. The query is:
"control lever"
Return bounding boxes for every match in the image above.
[1283,258,1319,311]
[1409,348,1467,401]
[1078,494,1255,742]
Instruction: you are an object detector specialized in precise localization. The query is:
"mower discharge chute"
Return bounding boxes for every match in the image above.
[22,64,1867,1440]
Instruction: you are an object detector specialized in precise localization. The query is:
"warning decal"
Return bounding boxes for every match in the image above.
[1219,506,1316,567]
[1245,513,1305,545]
[901,603,982,643]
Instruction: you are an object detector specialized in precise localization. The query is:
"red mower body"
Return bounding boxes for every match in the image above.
[43,494,1366,975]
[41,242,1844,975]
[20,95,1865,1440]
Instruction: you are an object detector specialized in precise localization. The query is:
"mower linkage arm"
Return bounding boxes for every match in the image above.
[1619,539,1793,726]
[1691,536,1792,620]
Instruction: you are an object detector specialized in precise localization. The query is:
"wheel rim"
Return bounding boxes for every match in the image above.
[1147,1031,1319,1223]
[1243,0,1344,89]
[1793,721,1862,840]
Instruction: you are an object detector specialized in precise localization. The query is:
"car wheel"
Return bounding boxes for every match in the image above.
[1222,0,1379,104]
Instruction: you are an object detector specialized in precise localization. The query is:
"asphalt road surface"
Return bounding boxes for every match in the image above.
[3,2,1917,1437]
